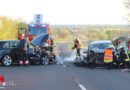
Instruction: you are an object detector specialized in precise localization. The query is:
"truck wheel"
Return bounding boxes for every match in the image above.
[2,55,12,66]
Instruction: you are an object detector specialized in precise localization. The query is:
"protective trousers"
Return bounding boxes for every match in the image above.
[76,48,81,58]
[50,46,53,52]
[18,49,29,61]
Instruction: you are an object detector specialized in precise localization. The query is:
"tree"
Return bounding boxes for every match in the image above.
[0,16,18,40]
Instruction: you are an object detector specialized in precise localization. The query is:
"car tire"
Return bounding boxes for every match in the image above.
[74,62,80,66]
[2,55,12,66]
[41,55,50,65]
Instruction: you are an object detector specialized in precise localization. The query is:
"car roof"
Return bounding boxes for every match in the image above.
[91,40,112,45]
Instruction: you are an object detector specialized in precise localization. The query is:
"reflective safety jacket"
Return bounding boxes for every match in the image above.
[47,39,54,47]
[71,44,75,50]
[125,51,130,61]
[117,40,120,46]
[104,49,113,63]
[115,40,120,50]
[74,39,81,49]
[119,50,130,62]
[128,50,130,55]
[128,41,130,49]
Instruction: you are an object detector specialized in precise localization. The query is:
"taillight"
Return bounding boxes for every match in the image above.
[19,60,23,65]
[25,60,29,65]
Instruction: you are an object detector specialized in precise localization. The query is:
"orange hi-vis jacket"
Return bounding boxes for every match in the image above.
[104,49,113,63]
[74,39,81,49]
[47,39,54,47]
[128,40,130,49]
[117,40,120,46]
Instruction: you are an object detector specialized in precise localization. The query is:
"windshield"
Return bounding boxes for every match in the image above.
[90,43,113,50]
[29,27,47,35]
[19,28,26,34]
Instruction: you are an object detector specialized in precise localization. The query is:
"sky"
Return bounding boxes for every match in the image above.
[0,0,128,25]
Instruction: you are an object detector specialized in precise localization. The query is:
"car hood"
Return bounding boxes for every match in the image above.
[31,34,49,47]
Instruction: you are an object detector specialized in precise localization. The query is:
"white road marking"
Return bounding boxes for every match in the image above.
[63,64,66,68]
[60,57,87,90]
[75,79,87,90]
[78,84,87,90]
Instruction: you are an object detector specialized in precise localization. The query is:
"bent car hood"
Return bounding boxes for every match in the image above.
[31,34,49,47]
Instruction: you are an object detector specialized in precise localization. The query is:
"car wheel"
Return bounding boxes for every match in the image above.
[2,55,12,66]
[41,55,50,65]
[74,62,79,66]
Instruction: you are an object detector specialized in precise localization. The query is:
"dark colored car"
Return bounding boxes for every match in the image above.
[78,41,116,67]
[0,40,42,66]
[0,34,55,66]
[0,40,20,66]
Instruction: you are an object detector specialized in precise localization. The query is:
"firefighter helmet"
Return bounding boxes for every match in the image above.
[119,46,124,49]
[113,37,118,41]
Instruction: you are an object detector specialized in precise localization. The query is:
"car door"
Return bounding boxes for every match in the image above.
[2,41,13,54]
[9,41,20,61]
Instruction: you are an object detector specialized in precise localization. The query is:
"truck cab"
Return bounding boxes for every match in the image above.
[27,24,50,41]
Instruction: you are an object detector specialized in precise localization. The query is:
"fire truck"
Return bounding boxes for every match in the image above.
[27,24,50,41]
[18,14,51,41]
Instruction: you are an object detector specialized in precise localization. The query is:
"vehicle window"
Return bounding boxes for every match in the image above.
[3,42,10,48]
[0,42,4,46]
[19,29,25,34]
[10,41,20,47]
[29,27,47,35]
[90,43,113,50]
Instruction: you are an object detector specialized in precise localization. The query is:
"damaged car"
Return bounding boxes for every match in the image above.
[0,34,56,66]
[31,34,56,65]
[77,40,117,68]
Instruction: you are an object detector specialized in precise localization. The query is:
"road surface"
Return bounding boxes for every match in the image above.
[0,43,130,90]
[1,64,130,90]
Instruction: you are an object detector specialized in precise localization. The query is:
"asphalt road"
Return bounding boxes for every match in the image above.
[1,43,130,90]
[1,63,130,90]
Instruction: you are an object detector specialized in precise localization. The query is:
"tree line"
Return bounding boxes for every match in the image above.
[52,27,130,43]
[0,16,130,43]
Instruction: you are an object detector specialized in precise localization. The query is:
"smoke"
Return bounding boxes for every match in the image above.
[55,42,76,64]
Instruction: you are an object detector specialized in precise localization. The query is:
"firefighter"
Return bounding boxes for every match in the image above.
[104,45,115,69]
[128,36,130,58]
[18,35,30,65]
[113,37,121,51]
[47,36,54,52]
[118,46,130,68]
[71,37,82,59]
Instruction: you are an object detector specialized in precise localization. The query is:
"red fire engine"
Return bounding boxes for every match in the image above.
[18,14,51,41]
[27,24,50,41]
